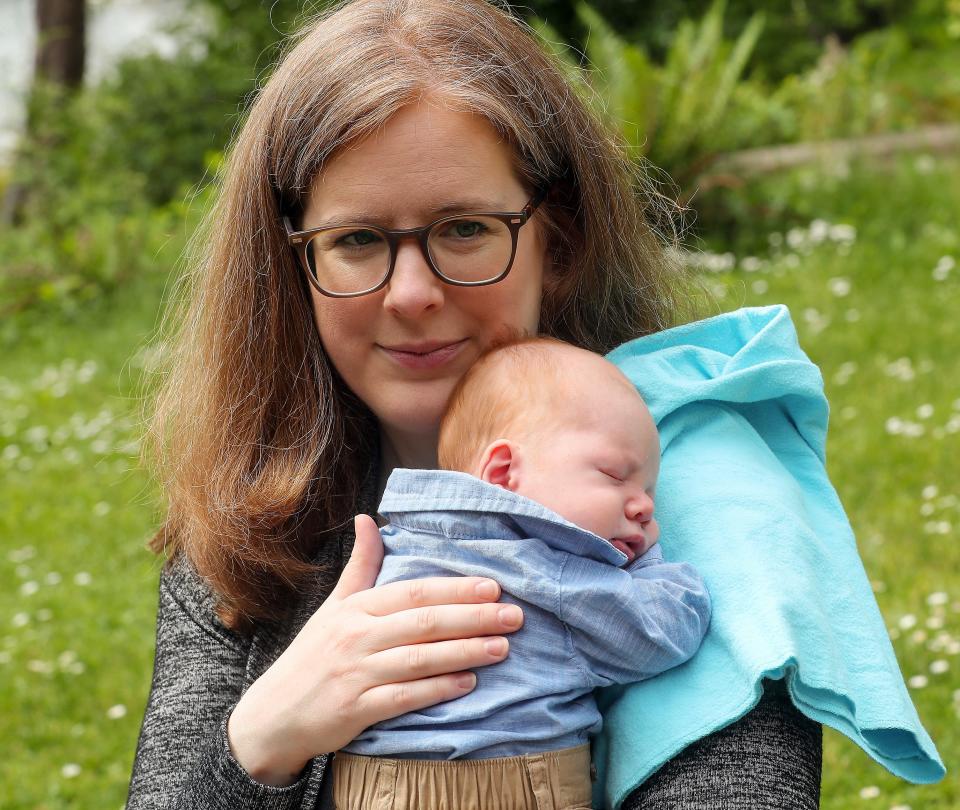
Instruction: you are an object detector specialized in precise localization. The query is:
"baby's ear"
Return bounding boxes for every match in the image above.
[478,440,518,490]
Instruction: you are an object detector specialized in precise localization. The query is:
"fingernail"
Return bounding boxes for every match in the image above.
[484,638,507,656]
[476,580,498,599]
[498,606,522,627]
[456,672,476,690]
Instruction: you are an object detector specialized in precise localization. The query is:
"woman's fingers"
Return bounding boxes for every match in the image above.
[330,514,385,600]
[363,636,510,683]
[365,601,523,652]
[357,672,480,724]
[361,575,502,617]
[305,518,523,739]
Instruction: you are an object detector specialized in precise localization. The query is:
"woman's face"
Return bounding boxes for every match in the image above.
[302,100,548,464]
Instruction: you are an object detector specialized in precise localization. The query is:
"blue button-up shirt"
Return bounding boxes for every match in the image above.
[344,469,711,760]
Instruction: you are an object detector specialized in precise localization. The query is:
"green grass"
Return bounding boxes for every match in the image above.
[1,156,957,809]
[0,277,169,809]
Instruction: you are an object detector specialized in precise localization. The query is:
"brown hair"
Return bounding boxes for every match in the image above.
[146,0,702,630]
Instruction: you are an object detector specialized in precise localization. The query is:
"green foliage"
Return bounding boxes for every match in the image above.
[3,0,959,316]
[690,24,960,239]
[539,1,765,181]
[0,206,177,316]
[0,1,323,315]
[538,2,960,196]
[0,271,169,808]
[772,27,960,141]
[96,0,329,204]
[645,1,764,173]
[79,51,240,207]
[524,0,959,80]
[0,113,214,317]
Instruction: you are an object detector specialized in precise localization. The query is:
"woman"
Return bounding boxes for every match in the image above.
[128,0,822,807]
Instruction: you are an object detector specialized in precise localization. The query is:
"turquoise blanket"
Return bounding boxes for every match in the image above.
[593,305,944,809]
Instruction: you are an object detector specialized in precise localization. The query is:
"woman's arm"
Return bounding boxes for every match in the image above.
[126,554,316,810]
[621,680,822,810]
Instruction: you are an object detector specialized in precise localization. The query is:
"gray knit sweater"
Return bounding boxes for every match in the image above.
[126,514,350,810]
[126,506,821,809]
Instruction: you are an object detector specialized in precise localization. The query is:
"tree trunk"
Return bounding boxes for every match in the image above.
[35,0,86,88]
[687,124,960,201]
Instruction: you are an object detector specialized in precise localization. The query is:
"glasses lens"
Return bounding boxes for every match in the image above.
[428,216,514,284]
[306,227,390,295]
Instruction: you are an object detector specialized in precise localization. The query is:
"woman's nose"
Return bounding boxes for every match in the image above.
[382,241,444,317]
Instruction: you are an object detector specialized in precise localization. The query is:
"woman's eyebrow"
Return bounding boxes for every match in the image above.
[429,197,505,215]
[310,197,507,228]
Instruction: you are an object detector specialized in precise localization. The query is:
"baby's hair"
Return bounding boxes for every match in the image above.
[438,334,580,473]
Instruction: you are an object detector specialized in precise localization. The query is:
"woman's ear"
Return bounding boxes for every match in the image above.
[478,439,521,490]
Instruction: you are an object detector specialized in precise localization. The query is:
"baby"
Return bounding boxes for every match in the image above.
[334,337,711,810]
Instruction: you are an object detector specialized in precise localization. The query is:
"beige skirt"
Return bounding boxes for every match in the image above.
[332,743,593,810]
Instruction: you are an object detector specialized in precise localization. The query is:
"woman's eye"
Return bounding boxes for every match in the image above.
[447,220,486,239]
[338,229,381,247]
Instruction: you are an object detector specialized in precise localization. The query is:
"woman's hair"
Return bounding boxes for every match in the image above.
[147,0,702,630]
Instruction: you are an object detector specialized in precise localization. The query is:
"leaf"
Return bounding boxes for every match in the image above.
[703,12,765,135]
[576,3,656,154]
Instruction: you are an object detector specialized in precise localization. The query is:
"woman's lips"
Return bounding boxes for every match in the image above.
[379,339,467,370]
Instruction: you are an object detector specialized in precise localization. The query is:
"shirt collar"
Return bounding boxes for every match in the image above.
[378,468,628,566]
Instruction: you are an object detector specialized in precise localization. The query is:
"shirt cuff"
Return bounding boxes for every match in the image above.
[211,715,317,808]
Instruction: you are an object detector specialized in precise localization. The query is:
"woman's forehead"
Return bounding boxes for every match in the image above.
[303,101,523,224]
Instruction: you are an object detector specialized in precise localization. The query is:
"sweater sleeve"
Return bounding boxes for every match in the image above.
[125,556,318,810]
[558,545,711,686]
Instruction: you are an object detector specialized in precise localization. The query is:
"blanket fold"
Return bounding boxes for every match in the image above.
[594,305,944,809]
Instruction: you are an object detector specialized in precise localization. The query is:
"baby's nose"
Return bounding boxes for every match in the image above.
[626,493,654,522]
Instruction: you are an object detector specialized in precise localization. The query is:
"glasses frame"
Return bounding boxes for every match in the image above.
[282,188,548,298]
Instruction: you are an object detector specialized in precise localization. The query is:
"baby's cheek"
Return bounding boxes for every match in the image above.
[647,518,661,544]
[557,499,595,534]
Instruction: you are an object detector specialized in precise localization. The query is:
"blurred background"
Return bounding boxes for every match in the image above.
[0,1,958,807]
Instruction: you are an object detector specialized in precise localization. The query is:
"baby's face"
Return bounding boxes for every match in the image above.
[509,373,660,562]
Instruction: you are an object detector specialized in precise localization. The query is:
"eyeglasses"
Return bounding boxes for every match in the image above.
[283,189,547,298]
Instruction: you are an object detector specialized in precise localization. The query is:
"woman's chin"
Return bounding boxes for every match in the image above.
[375,404,447,464]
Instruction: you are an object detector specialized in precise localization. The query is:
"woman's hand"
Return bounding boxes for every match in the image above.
[227,514,522,786]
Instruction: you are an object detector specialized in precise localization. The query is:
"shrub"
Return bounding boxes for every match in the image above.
[537,0,766,184]
[0,0,319,314]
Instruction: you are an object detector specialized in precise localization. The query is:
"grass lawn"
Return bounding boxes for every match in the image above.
[1,155,957,809]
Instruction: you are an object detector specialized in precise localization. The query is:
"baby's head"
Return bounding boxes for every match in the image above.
[439,337,660,562]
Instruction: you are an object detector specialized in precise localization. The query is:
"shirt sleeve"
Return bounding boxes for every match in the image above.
[557,545,711,686]
[125,556,319,810]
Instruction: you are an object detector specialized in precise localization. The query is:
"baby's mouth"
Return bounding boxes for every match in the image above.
[610,536,646,560]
